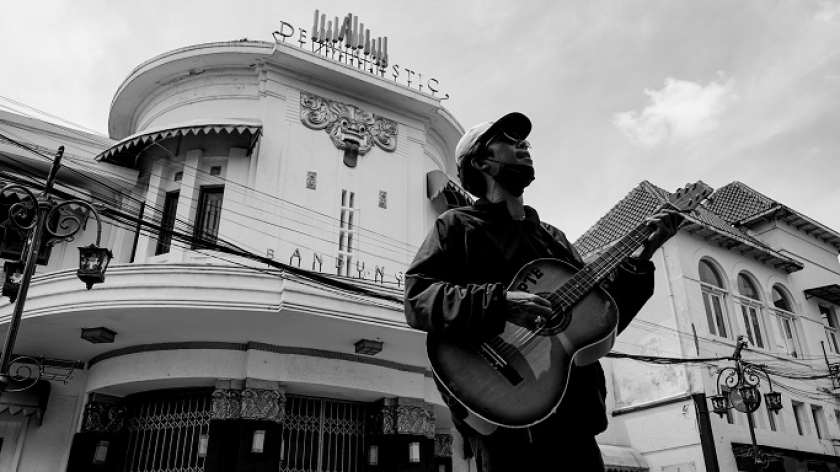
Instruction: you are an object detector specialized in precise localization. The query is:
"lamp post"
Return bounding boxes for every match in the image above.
[0,147,113,393]
[709,336,783,470]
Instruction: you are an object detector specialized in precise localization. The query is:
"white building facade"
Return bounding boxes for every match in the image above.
[578,181,840,472]
[0,35,469,472]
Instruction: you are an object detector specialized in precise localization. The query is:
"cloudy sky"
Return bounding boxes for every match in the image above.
[1,0,839,241]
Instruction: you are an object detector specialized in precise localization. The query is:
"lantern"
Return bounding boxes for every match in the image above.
[408,442,421,463]
[367,444,379,466]
[77,245,113,289]
[710,394,730,417]
[739,385,760,408]
[764,391,783,413]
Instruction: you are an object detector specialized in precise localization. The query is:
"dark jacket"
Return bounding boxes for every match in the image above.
[404,199,655,441]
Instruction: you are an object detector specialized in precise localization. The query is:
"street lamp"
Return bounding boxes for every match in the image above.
[710,336,782,470]
[0,147,113,393]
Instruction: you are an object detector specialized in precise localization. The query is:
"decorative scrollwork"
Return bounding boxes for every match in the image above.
[44,200,95,246]
[3,356,42,392]
[0,185,39,232]
[718,366,739,389]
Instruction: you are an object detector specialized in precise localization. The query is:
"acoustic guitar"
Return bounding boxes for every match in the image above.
[427,182,713,434]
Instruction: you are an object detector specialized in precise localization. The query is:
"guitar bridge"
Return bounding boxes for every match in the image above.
[478,344,523,386]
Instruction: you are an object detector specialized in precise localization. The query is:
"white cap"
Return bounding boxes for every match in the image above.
[455,112,532,160]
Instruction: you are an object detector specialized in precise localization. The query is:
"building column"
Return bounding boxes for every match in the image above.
[368,397,436,471]
[205,379,286,472]
[65,394,128,472]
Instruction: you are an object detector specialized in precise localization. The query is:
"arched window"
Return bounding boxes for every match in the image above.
[770,285,800,358]
[699,260,731,339]
[736,273,765,349]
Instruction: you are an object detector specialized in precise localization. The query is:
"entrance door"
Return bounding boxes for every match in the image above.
[280,395,367,472]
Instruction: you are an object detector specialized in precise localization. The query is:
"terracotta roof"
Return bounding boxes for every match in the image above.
[575,181,665,257]
[573,181,804,274]
[706,181,775,222]
[708,182,840,251]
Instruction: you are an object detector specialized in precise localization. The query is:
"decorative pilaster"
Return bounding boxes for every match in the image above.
[81,399,126,433]
[434,434,453,457]
[212,379,285,423]
[371,397,436,439]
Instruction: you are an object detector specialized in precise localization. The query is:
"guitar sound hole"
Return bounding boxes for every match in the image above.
[536,292,571,336]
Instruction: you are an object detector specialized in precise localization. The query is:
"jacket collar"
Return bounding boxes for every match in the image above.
[473,198,541,226]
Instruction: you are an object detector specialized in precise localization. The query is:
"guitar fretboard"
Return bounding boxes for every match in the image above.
[548,209,662,315]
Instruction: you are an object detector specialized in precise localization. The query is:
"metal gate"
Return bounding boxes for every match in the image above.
[123,388,213,472]
[281,395,367,472]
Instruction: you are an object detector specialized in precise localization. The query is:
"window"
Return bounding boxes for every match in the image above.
[820,305,840,354]
[337,190,356,277]
[0,191,56,265]
[811,406,827,439]
[155,191,179,255]
[767,403,777,431]
[192,186,224,249]
[792,401,806,436]
[699,260,731,338]
[770,285,800,358]
[737,273,765,349]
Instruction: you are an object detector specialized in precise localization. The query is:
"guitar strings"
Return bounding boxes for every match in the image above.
[478,197,688,362]
[497,225,653,359]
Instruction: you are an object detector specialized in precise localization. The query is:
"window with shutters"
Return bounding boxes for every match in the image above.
[770,285,800,358]
[820,305,840,354]
[155,191,179,255]
[736,273,766,349]
[192,186,224,249]
[699,259,732,339]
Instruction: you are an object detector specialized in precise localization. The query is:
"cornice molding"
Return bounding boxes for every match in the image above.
[88,341,432,378]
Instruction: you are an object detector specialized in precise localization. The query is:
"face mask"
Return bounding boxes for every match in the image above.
[485,159,535,196]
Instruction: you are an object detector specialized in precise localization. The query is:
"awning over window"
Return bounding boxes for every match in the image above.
[0,380,50,425]
[600,444,649,472]
[95,119,262,164]
[805,284,840,306]
[426,170,474,211]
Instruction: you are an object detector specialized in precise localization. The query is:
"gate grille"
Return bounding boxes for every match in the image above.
[281,395,366,472]
[124,388,213,472]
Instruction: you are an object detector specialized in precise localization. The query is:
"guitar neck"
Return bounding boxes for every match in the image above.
[553,211,660,309]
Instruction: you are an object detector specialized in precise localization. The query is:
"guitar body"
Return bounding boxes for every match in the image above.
[427,258,619,432]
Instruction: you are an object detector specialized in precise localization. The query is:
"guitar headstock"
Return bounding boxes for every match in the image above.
[667,181,714,213]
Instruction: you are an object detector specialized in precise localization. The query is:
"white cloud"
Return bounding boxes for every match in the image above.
[613,75,738,148]
[816,1,840,22]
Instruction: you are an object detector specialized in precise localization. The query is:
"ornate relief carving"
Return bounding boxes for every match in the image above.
[300,92,398,168]
[82,401,127,433]
[213,387,285,423]
[395,405,436,438]
[212,388,241,420]
[434,434,453,457]
[240,388,285,423]
[371,401,435,439]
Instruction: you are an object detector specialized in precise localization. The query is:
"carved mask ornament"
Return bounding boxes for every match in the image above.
[300,92,398,167]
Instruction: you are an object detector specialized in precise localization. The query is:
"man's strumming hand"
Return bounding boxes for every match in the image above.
[506,291,552,330]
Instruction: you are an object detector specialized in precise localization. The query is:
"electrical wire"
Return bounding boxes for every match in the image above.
[0,117,421,255]
[0,124,420,274]
[4,101,840,403]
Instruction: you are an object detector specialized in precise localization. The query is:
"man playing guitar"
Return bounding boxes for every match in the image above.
[404,112,681,471]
